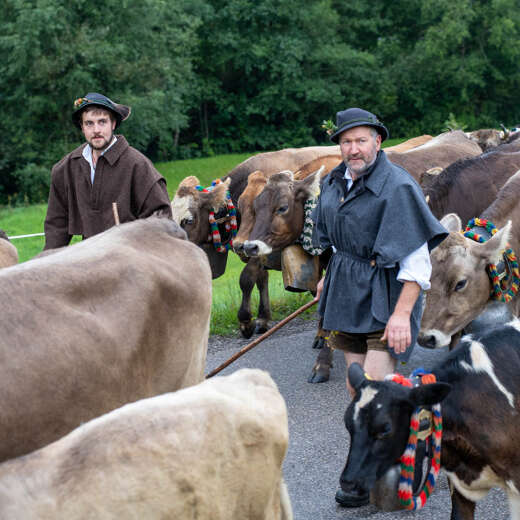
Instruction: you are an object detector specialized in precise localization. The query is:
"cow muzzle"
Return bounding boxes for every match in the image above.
[417,329,451,349]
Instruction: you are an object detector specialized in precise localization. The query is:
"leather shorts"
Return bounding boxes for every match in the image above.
[327,329,386,354]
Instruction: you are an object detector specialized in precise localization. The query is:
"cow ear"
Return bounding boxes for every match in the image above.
[440,213,462,232]
[348,363,366,392]
[409,382,451,407]
[206,178,232,211]
[294,170,321,201]
[477,220,512,265]
[178,175,200,190]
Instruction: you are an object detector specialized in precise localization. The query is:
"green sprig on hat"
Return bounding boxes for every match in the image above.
[321,119,337,136]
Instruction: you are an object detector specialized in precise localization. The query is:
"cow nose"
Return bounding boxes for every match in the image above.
[243,242,259,257]
[418,334,437,349]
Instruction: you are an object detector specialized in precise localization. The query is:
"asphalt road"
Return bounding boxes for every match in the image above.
[206,320,510,520]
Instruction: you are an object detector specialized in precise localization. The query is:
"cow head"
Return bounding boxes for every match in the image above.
[339,363,450,493]
[233,170,269,259]
[466,129,508,151]
[242,170,320,257]
[171,176,231,246]
[419,213,512,349]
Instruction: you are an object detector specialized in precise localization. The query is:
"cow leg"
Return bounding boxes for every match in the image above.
[312,318,325,348]
[449,483,476,520]
[254,264,271,334]
[507,490,520,520]
[308,329,333,384]
[238,260,258,339]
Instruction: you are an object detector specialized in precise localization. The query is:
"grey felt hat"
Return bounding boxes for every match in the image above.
[72,92,131,129]
[330,107,389,143]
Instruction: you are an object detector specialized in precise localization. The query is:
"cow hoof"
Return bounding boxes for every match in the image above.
[312,336,325,349]
[335,487,369,508]
[307,363,330,384]
[239,321,255,339]
[255,323,269,335]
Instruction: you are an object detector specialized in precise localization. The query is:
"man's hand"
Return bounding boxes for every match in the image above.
[381,311,412,354]
[380,280,421,354]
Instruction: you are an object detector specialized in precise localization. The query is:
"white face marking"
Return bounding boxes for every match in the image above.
[171,195,194,224]
[421,328,452,348]
[460,340,515,408]
[506,479,520,495]
[243,240,272,256]
[507,318,520,334]
[446,465,503,502]
[353,386,379,422]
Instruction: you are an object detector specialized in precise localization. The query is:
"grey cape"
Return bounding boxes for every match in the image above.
[312,151,448,362]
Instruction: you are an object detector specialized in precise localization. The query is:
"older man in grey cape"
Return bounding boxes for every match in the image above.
[312,108,448,507]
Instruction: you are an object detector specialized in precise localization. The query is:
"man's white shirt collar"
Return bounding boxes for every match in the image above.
[82,136,117,184]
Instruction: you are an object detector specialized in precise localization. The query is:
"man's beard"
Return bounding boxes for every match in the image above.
[90,133,113,151]
[346,154,377,176]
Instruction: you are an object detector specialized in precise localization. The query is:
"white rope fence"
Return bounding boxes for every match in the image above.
[7,232,45,240]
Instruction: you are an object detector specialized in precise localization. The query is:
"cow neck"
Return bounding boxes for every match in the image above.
[463,218,520,303]
[385,369,443,511]
[195,179,238,253]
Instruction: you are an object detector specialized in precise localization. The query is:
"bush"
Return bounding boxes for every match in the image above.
[11,163,51,205]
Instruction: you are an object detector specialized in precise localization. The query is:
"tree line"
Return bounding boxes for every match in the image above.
[1,0,519,204]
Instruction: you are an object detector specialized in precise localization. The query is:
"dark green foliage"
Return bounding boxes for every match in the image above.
[1,0,519,203]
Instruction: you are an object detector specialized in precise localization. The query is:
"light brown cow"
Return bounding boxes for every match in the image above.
[384,134,433,152]
[0,217,211,461]
[386,130,483,184]
[0,230,18,268]
[0,368,293,520]
[419,170,520,349]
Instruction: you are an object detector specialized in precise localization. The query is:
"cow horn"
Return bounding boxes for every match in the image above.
[348,363,366,392]
[500,123,510,139]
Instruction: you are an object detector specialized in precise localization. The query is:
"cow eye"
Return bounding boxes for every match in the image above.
[180,217,195,227]
[276,205,289,214]
[454,279,467,292]
[375,423,392,440]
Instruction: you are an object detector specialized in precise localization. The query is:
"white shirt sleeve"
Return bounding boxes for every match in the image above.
[397,242,431,290]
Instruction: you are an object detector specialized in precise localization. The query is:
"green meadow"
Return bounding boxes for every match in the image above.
[0,140,404,336]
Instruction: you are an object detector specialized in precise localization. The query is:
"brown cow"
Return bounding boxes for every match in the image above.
[0,368,292,520]
[419,170,520,349]
[0,230,18,268]
[386,130,482,183]
[0,217,211,461]
[466,127,511,151]
[171,146,339,337]
[423,150,520,224]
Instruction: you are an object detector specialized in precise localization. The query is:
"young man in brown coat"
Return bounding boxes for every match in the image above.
[43,92,172,250]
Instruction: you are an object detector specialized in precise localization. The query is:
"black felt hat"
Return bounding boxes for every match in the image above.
[329,107,389,143]
[72,92,131,129]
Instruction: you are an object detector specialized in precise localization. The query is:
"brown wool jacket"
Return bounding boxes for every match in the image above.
[44,136,172,250]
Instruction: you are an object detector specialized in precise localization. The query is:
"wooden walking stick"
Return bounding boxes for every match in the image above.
[112,202,120,226]
[206,297,318,378]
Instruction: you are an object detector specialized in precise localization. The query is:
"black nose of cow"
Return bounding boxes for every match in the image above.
[244,242,259,257]
[417,334,437,349]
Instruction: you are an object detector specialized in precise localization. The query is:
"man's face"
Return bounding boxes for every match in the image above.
[81,109,116,151]
[339,126,381,177]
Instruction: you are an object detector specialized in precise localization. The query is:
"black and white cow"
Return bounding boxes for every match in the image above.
[339,319,520,519]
